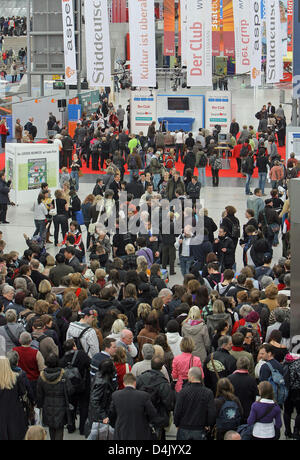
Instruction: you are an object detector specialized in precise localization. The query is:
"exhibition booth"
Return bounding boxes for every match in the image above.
[5,143,60,205]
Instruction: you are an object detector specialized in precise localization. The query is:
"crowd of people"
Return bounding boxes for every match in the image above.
[0,17,27,37]
[0,91,298,442]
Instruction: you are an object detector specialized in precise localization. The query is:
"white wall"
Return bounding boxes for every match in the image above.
[12,95,63,139]
[156,94,205,134]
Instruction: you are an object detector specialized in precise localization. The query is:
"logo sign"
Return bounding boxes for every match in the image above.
[84,0,111,87]
[266,0,283,84]
[128,0,156,88]
[186,0,212,87]
[233,0,251,74]
[61,0,77,85]
[250,0,262,86]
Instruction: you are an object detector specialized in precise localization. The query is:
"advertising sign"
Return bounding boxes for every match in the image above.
[130,90,157,136]
[61,0,77,85]
[205,91,232,132]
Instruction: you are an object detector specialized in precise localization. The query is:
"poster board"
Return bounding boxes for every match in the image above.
[205,91,232,133]
[130,90,157,136]
[5,143,59,205]
[287,127,300,164]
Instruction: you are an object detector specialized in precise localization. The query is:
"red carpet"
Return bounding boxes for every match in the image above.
[0,142,286,179]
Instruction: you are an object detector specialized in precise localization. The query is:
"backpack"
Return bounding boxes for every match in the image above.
[30,334,48,350]
[231,222,241,239]
[73,326,91,351]
[214,158,222,170]
[139,381,161,409]
[198,153,208,168]
[266,362,288,406]
[240,145,249,158]
[165,156,174,170]
[63,351,85,394]
[241,157,248,174]
[128,155,138,170]
[216,399,242,431]
[286,167,297,179]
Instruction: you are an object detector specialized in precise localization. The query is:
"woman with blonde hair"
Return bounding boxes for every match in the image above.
[25,425,47,440]
[136,255,149,276]
[206,299,232,339]
[38,279,52,300]
[0,357,28,440]
[172,337,204,392]
[122,243,137,270]
[63,291,80,321]
[181,306,210,364]
[107,318,126,340]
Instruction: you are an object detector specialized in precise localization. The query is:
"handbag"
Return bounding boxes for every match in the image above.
[78,170,84,177]
[87,422,114,440]
[88,203,104,234]
[49,199,57,217]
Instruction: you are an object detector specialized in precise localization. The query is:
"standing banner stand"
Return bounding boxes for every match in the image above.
[5,143,59,205]
[130,90,157,136]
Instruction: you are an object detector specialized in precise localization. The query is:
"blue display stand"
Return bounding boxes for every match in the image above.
[158,117,195,132]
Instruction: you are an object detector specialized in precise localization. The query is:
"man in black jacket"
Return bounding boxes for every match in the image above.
[0,170,11,223]
[258,199,281,248]
[230,118,240,139]
[174,367,216,440]
[203,335,237,394]
[136,357,174,439]
[213,226,235,271]
[109,373,157,440]
[61,130,74,168]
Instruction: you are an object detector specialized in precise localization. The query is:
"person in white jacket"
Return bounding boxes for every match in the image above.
[166,320,183,357]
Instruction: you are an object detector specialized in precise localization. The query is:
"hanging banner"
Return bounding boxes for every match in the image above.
[233,0,251,74]
[250,0,262,86]
[178,0,181,56]
[128,0,156,87]
[212,0,221,56]
[112,0,127,23]
[180,0,188,66]
[164,0,175,56]
[266,0,283,84]
[61,0,77,85]
[186,0,212,87]
[84,0,111,87]
[293,0,300,98]
[287,0,293,53]
[223,0,235,56]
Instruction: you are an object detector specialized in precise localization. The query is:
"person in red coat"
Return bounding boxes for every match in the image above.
[113,347,132,389]
[0,117,9,148]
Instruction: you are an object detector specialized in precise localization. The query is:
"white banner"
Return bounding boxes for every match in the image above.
[128,0,156,87]
[250,0,262,87]
[186,0,212,87]
[266,0,283,84]
[180,0,188,67]
[61,0,77,85]
[84,0,111,87]
[233,0,251,74]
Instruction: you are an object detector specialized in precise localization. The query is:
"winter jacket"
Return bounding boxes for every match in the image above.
[36,367,68,429]
[166,177,185,201]
[203,348,237,394]
[181,320,210,364]
[247,195,265,221]
[88,372,115,423]
[172,352,204,392]
[186,181,201,199]
[0,178,10,204]
[206,313,232,338]
[166,332,182,357]
[183,151,196,171]
[136,369,174,427]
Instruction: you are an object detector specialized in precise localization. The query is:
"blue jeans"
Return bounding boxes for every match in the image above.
[33,219,46,242]
[153,173,161,191]
[179,255,194,276]
[259,172,267,194]
[70,171,79,191]
[129,169,139,182]
[245,174,252,194]
[198,167,206,187]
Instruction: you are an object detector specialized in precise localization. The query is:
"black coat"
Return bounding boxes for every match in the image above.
[228,372,258,422]
[204,215,218,243]
[136,370,174,427]
[213,236,235,270]
[88,373,115,422]
[0,375,28,440]
[203,348,237,394]
[0,177,10,204]
[183,151,196,171]
[109,386,157,440]
[36,367,68,429]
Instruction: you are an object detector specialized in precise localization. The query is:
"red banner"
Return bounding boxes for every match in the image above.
[112,0,127,23]
[222,0,235,57]
[164,0,175,56]
[212,0,221,56]
[287,0,293,53]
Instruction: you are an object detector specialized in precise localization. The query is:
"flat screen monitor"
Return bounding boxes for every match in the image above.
[168,97,189,111]
[218,133,227,142]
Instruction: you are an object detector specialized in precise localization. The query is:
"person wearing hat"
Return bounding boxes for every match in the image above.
[66,308,99,359]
